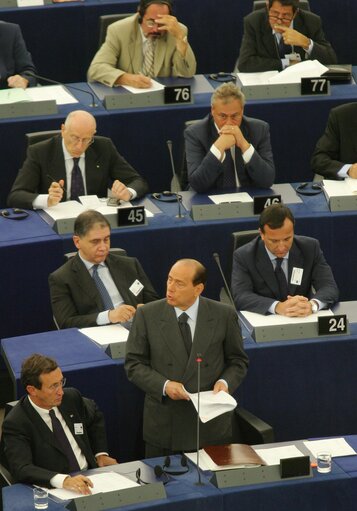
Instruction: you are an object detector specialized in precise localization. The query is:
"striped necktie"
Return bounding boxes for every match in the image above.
[142,38,156,77]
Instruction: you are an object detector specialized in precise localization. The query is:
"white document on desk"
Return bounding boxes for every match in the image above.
[254,445,305,466]
[0,88,31,104]
[26,85,78,105]
[43,200,85,220]
[80,324,129,345]
[240,309,333,328]
[237,60,328,86]
[48,472,139,501]
[303,438,357,458]
[122,79,165,94]
[186,390,237,423]
[208,192,253,205]
[323,178,357,197]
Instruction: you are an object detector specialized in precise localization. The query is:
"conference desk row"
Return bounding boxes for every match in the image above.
[2,73,357,207]
[1,184,357,341]
[0,0,354,84]
[2,317,357,463]
[4,436,357,511]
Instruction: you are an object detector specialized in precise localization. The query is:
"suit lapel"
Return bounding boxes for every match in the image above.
[256,240,281,298]
[287,241,304,295]
[158,303,191,367]
[154,35,168,77]
[182,298,216,382]
[131,25,144,74]
[106,255,132,304]
[71,255,103,310]
[83,145,104,196]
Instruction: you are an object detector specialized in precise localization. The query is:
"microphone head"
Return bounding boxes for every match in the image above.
[166,140,173,148]
[154,465,164,477]
[212,252,220,262]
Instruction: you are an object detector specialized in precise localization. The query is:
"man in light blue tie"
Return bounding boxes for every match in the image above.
[49,210,159,329]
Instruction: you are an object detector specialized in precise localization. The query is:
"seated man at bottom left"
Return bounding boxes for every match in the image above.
[0,354,117,492]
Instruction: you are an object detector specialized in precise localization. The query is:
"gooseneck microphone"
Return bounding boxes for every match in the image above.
[212,252,236,309]
[24,71,98,108]
[195,353,204,486]
[166,139,184,219]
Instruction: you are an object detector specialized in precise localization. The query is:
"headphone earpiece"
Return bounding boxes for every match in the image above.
[1,208,29,220]
[154,455,189,477]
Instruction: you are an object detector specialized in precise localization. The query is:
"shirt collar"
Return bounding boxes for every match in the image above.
[175,296,200,322]
[78,252,106,271]
[62,139,85,162]
[28,396,56,418]
[265,246,289,262]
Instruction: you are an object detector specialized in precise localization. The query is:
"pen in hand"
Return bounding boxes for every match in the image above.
[47,174,66,193]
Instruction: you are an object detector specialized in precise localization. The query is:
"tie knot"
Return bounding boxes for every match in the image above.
[49,409,56,419]
[275,257,284,269]
[73,157,80,165]
[178,312,189,324]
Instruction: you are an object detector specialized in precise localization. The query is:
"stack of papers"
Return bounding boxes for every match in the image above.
[240,309,333,329]
[80,324,129,346]
[47,472,139,501]
[208,192,253,205]
[323,178,357,198]
[237,60,329,86]
[303,438,356,458]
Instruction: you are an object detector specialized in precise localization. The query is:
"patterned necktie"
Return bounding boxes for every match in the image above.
[70,158,84,201]
[142,38,156,77]
[178,312,192,356]
[92,264,114,310]
[49,409,80,473]
[275,258,288,301]
[223,149,236,188]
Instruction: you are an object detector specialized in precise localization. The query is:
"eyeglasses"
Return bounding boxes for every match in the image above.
[68,135,94,146]
[145,18,159,28]
[216,113,242,121]
[47,378,66,392]
[269,10,293,22]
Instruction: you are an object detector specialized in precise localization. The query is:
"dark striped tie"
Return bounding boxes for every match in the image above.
[275,258,288,301]
[178,312,192,356]
[92,264,114,310]
[70,158,84,201]
[49,409,80,473]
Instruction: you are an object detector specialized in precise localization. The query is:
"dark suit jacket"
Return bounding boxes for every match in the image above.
[0,388,108,486]
[49,252,159,329]
[231,235,339,314]
[7,135,148,209]
[238,9,337,72]
[0,21,37,89]
[311,103,357,179]
[184,114,275,193]
[125,297,249,451]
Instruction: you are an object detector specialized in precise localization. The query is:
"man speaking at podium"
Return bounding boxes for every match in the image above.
[0,354,117,490]
[87,0,196,88]
[231,204,339,316]
[125,259,248,457]
[7,110,148,210]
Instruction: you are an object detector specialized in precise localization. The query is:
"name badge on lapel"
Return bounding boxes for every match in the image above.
[129,279,144,296]
[74,423,84,435]
[290,267,303,286]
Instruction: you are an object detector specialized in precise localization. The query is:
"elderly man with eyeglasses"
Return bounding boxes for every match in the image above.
[7,110,148,210]
[0,353,117,491]
[184,82,275,193]
[237,0,337,72]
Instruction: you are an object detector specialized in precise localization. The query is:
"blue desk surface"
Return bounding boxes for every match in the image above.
[4,437,357,511]
[1,186,357,342]
[2,75,357,207]
[3,324,357,463]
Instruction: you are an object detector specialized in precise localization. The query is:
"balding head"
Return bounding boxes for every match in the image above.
[166,259,206,310]
[61,110,97,157]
